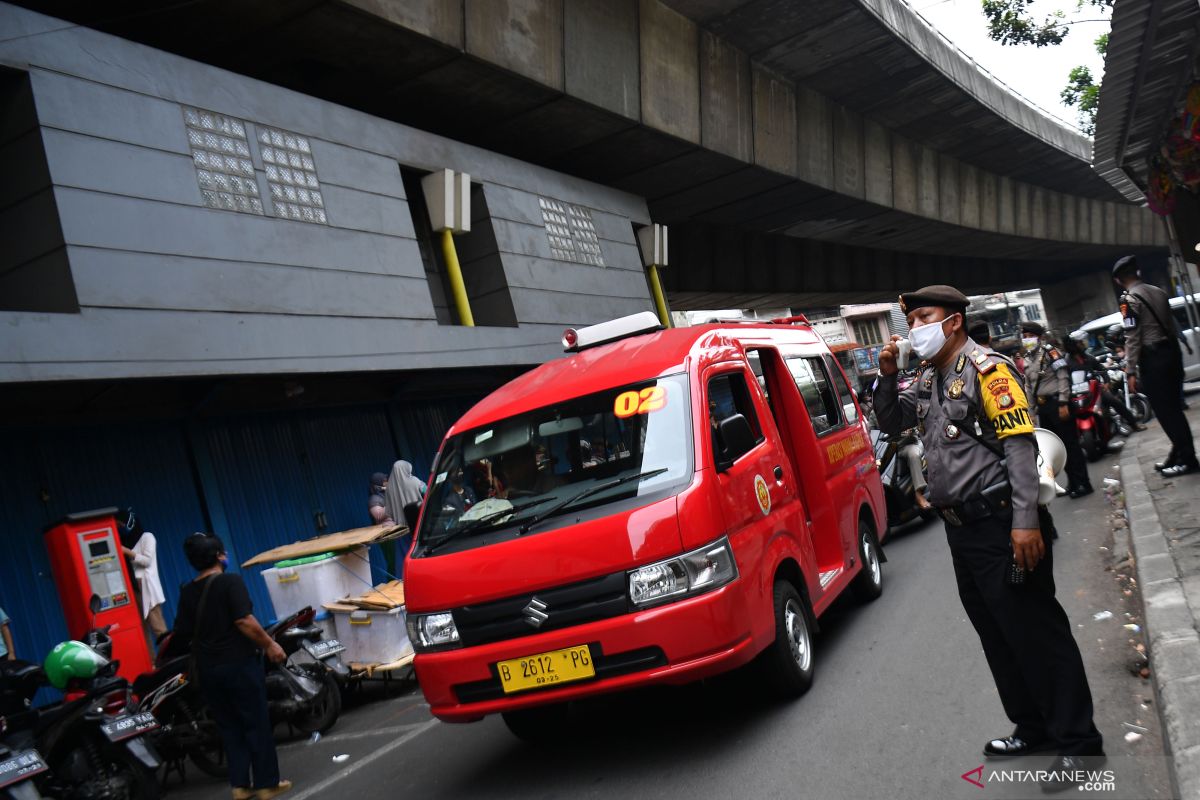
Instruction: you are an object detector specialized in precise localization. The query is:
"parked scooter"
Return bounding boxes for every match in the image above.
[262,606,346,734]
[869,371,935,529]
[0,740,47,799]
[1103,363,1153,425]
[1070,368,1126,461]
[0,636,161,800]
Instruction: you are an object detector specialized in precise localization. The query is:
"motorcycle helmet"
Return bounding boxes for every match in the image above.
[43,640,109,690]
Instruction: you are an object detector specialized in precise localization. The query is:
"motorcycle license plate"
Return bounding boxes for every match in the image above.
[0,750,47,788]
[303,639,346,660]
[496,645,594,694]
[1071,382,1090,394]
[100,711,159,742]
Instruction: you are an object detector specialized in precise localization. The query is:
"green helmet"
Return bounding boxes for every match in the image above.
[43,640,109,690]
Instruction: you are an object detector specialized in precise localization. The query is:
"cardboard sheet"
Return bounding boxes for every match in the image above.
[241,524,405,567]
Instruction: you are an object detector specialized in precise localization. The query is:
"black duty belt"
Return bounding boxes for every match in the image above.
[938,483,1013,528]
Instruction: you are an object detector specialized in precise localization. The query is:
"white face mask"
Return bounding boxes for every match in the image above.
[910,315,955,361]
[1021,336,1039,352]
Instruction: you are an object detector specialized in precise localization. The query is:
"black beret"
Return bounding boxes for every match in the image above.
[967,320,990,340]
[1112,255,1139,277]
[898,284,970,315]
[1020,321,1045,335]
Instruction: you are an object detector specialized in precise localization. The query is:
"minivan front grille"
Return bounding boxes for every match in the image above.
[452,571,630,647]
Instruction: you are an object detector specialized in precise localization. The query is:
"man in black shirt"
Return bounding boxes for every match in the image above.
[171,533,291,800]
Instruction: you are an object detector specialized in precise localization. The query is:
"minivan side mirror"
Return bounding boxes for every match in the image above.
[716,414,756,471]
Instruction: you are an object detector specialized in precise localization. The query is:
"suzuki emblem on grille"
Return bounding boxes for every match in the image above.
[523,597,549,628]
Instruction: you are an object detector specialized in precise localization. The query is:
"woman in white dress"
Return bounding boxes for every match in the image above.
[118,509,167,643]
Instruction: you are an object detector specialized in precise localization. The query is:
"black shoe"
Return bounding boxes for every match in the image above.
[983,735,1054,758]
[1134,423,1148,432]
[1162,461,1200,478]
[1154,457,1177,471]
[1068,485,1094,499]
[1039,754,1107,794]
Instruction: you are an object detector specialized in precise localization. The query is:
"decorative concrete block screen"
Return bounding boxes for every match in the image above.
[258,126,327,225]
[183,106,262,215]
[539,197,605,266]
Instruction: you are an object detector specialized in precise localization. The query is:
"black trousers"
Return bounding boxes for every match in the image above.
[200,656,280,790]
[1140,346,1196,465]
[1040,398,1090,490]
[946,515,1103,756]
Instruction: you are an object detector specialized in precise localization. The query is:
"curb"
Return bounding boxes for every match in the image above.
[1119,444,1200,800]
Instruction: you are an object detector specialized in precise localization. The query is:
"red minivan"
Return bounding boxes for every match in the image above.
[405,312,887,738]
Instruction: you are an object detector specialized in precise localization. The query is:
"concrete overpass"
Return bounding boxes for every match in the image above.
[13,0,1167,311]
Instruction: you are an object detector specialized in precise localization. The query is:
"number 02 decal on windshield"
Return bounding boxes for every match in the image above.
[613,386,667,418]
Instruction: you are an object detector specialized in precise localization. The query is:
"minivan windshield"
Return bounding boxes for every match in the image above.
[415,373,692,556]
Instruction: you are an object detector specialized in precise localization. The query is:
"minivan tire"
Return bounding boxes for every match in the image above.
[851,520,884,602]
[758,581,814,698]
[502,702,570,742]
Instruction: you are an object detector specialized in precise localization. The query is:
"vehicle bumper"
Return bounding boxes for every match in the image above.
[416,581,756,722]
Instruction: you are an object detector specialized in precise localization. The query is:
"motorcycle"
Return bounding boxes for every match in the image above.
[0,740,47,799]
[262,606,346,735]
[1071,368,1126,462]
[0,638,161,800]
[1104,364,1153,425]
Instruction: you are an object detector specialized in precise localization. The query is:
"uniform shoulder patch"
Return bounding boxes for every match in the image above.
[967,349,999,375]
[978,363,1034,439]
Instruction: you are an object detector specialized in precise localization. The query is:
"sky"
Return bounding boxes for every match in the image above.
[910,0,1113,133]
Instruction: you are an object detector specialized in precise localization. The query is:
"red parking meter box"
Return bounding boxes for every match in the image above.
[45,508,152,682]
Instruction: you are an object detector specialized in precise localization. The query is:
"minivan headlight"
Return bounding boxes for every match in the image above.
[628,537,738,608]
[406,611,461,652]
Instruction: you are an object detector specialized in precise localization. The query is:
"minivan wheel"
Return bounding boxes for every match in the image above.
[851,521,884,602]
[758,581,814,698]
[501,702,570,742]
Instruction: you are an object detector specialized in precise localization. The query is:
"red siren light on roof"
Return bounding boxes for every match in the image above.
[562,311,663,353]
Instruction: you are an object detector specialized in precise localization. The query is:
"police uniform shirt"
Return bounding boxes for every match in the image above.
[875,337,1040,529]
[1121,280,1175,373]
[1023,343,1070,424]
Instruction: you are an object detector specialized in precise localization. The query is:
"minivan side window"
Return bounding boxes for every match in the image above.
[826,356,859,425]
[707,371,764,457]
[786,356,843,436]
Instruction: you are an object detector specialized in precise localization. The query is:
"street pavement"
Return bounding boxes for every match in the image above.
[169,450,1176,800]
[1122,394,1200,799]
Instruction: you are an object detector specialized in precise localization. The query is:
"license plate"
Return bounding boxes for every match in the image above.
[100,711,158,742]
[0,750,47,789]
[303,639,346,660]
[497,645,594,694]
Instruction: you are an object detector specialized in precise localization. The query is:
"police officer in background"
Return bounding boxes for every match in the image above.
[1113,255,1199,476]
[1020,321,1093,498]
[874,285,1103,792]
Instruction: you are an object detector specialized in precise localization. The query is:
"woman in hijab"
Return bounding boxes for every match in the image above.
[384,460,426,577]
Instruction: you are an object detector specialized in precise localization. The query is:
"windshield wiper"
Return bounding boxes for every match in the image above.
[422,498,553,555]
[518,468,669,536]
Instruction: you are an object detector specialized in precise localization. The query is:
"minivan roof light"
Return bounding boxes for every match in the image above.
[563,311,663,352]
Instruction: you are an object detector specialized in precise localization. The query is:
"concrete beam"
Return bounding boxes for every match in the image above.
[796,85,834,190]
[751,64,797,176]
[639,0,701,144]
[565,0,640,120]
[465,0,564,91]
[863,118,892,207]
[699,31,752,161]
[833,105,865,200]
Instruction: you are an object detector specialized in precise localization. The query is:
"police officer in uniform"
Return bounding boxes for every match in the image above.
[1020,322,1093,498]
[1113,255,1199,476]
[874,285,1103,792]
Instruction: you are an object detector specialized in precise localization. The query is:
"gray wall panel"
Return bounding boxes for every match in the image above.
[508,286,651,326]
[40,127,201,206]
[501,253,651,297]
[68,246,434,319]
[53,188,424,279]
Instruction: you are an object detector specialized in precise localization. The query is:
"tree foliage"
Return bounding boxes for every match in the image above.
[980,1,1112,135]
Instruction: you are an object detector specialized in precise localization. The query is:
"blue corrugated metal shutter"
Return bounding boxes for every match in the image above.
[198,414,321,621]
[393,394,483,484]
[0,423,206,675]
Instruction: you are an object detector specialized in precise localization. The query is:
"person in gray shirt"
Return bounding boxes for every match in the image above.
[1114,256,1197,476]
[1020,322,1092,498]
[874,284,1103,791]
